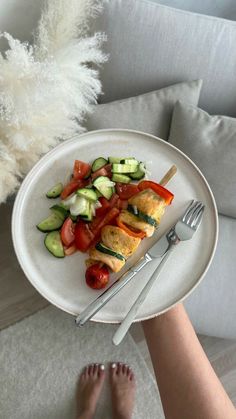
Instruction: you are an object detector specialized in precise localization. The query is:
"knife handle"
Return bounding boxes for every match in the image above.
[112,244,175,346]
[75,253,152,327]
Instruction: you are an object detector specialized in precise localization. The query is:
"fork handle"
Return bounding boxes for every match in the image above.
[112,244,175,346]
[75,253,152,326]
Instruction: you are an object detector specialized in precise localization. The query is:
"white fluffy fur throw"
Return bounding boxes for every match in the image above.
[0,0,107,203]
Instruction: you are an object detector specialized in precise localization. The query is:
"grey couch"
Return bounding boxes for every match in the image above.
[1,0,235,339]
[91,0,236,340]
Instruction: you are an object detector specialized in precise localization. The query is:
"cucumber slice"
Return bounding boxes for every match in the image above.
[108,157,123,164]
[80,202,93,221]
[93,176,114,200]
[84,168,92,179]
[70,196,88,216]
[97,185,113,200]
[91,157,108,172]
[44,231,65,258]
[50,204,68,220]
[37,213,63,232]
[120,158,139,165]
[108,156,134,163]
[76,188,98,202]
[112,174,131,184]
[70,214,78,222]
[127,205,158,227]
[46,182,63,198]
[95,190,103,198]
[93,176,114,186]
[112,163,138,174]
[95,243,126,261]
[129,163,145,180]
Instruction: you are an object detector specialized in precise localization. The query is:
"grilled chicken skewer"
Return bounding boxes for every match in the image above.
[87,165,177,273]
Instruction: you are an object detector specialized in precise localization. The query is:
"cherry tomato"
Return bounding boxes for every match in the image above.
[115,183,140,200]
[60,179,89,200]
[60,217,75,246]
[85,264,110,289]
[64,243,77,256]
[73,160,91,180]
[138,181,174,205]
[74,220,95,252]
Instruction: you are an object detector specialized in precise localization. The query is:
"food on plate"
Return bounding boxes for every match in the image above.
[101,225,141,258]
[36,156,176,290]
[117,209,155,238]
[85,263,110,289]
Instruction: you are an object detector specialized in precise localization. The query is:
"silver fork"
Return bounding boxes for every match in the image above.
[112,200,205,345]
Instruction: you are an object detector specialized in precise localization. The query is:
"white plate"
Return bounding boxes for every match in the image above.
[12,129,218,323]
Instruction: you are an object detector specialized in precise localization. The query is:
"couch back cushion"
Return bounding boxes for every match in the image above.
[150,0,236,20]
[168,101,236,218]
[85,80,202,140]
[93,0,236,117]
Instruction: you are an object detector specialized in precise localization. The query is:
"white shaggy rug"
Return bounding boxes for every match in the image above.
[0,306,164,419]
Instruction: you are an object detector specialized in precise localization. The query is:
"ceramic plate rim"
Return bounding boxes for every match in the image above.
[12,128,219,323]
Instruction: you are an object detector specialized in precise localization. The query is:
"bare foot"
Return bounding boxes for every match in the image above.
[76,363,105,419]
[110,362,136,419]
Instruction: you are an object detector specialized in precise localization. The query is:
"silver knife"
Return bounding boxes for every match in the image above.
[112,200,204,345]
[75,231,170,326]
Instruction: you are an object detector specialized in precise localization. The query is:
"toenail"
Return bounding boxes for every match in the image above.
[95,363,99,366]
[111,363,116,368]
[100,364,105,370]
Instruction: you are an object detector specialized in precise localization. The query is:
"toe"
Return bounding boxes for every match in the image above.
[93,363,99,376]
[118,362,124,374]
[98,364,105,379]
[88,364,94,376]
[122,363,127,374]
[127,366,132,376]
[129,372,135,381]
[110,362,118,376]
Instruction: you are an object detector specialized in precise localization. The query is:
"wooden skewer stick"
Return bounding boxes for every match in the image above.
[159,165,177,186]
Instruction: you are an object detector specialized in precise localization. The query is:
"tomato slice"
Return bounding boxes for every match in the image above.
[103,163,112,177]
[64,243,77,256]
[60,217,75,246]
[138,181,174,205]
[108,193,119,207]
[116,217,146,239]
[85,263,110,289]
[74,220,95,252]
[95,197,111,217]
[116,183,140,200]
[91,167,109,181]
[95,194,119,218]
[91,207,120,237]
[73,160,91,180]
[61,179,89,200]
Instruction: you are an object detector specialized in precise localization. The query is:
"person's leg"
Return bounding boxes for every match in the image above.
[76,363,105,419]
[110,362,135,419]
[142,303,236,419]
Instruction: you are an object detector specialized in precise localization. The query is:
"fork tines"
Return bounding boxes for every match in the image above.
[182,200,205,230]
